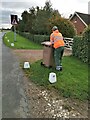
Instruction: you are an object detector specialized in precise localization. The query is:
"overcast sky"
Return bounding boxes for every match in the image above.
[0,0,89,28]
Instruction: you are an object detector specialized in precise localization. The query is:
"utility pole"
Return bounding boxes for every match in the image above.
[14,25,16,42]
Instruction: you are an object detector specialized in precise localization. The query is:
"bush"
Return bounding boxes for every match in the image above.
[49,17,76,38]
[82,26,90,64]
[72,36,83,58]
[18,31,49,44]
[72,26,90,63]
[33,34,49,44]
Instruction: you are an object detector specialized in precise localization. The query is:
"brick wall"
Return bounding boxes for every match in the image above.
[70,15,86,35]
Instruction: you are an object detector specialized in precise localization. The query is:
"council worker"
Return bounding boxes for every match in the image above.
[50,26,65,71]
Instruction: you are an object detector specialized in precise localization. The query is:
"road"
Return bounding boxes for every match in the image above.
[0,32,3,120]
[1,32,31,118]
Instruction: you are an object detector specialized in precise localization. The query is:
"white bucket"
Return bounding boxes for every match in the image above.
[24,62,30,68]
[7,40,9,42]
[11,43,14,46]
[49,72,57,83]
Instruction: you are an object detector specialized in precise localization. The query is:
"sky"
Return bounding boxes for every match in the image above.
[0,0,90,29]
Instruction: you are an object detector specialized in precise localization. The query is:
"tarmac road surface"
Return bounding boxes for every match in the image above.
[0,32,3,119]
[1,32,31,118]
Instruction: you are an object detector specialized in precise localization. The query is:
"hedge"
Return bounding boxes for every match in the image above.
[33,34,49,44]
[72,26,90,64]
[18,31,49,44]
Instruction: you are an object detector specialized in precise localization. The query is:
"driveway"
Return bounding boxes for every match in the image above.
[12,47,72,64]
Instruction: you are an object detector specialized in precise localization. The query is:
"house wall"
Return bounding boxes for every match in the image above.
[70,15,86,35]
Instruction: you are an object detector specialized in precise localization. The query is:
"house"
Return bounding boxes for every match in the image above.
[69,12,90,35]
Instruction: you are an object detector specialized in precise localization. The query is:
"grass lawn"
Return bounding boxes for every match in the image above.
[3,31,43,49]
[23,56,88,101]
[3,31,88,101]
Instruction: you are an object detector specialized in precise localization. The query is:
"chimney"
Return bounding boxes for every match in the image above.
[88,1,90,14]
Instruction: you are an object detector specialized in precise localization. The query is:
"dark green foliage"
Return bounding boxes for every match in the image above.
[33,34,49,43]
[17,1,76,38]
[49,17,76,37]
[72,26,90,63]
[18,31,49,44]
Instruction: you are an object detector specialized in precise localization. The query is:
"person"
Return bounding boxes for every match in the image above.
[50,26,65,71]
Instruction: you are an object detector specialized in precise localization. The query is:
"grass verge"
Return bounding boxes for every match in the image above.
[23,56,88,101]
[3,31,43,49]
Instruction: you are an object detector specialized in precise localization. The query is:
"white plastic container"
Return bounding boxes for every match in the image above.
[7,40,9,42]
[49,72,57,83]
[11,43,14,46]
[24,62,30,68]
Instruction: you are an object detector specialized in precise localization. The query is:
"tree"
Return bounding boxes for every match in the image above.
[48,14,76,37]
[20,10,30,32]
[17,0,76,37]
[32,0,53,34]
[43,0,52,12]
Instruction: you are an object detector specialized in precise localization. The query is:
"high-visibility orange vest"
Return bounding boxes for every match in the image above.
[50,30,65,49]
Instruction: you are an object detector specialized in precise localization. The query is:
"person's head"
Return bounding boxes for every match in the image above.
[52,26,58,31]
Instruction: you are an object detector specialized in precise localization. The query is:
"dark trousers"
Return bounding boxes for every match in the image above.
[54,46,64,67]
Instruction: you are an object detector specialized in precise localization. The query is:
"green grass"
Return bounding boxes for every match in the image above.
[23,56,88,101]
[3,31,88,101]
[3,31,43,49]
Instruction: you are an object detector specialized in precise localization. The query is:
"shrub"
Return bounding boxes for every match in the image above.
[18,31,49,44]
[33,34,49,44]
[82,26,90,64]
[72,26,90,63]
[48,17,76,38]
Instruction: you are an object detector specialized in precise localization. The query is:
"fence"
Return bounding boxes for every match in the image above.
[64,37,73,50]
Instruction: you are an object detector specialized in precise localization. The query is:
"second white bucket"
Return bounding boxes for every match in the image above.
[24,62,30,68]
[49,72,57,83]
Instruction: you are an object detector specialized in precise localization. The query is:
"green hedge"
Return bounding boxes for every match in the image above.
[18,31,49,44]
[33,34,49,43]
[72,26,89,63]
